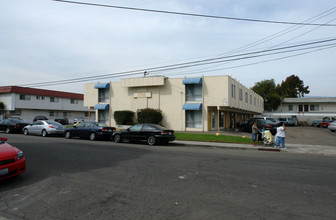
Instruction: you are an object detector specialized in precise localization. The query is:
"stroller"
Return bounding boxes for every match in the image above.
[261,130,274,147]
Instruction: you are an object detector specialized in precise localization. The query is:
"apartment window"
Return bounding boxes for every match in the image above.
[299,105,303,112]
[254,97,256,106]
[19,94,31,101]
[310,105,319,111]
[245,92,248,103]
[50,97,59,103]
[186,110,202,128]
[63,112,68,117]
[70,99,78,104]
[288,105,298,111]
[186,84,202,101]
[304,105,309,112]
[231,84,236,98]
[36,96,45,100]
[49,111,54,117]
[250,95,252,104]
[98,88,110,103]
[239,89,243,101]
[84,112,89,117]
[98,110,109,124]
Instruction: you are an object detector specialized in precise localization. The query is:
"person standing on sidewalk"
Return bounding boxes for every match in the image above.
[252,122,258,146]
[275,122,286,150]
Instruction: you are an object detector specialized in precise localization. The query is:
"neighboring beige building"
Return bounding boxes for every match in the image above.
[84,75,264,131]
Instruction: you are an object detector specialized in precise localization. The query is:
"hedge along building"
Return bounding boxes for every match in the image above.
[84,75,264,131]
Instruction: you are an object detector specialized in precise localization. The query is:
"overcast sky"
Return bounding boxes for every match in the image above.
[1,0,335,96]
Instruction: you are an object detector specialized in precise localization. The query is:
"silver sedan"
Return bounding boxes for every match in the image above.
[23,120,65,137]
[328,122,336,132]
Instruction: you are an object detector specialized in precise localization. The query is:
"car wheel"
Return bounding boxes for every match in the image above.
[23,129,29,135]
[65,131,71,139]
[114,134,121,143]
[147,136,156,146]
[5,127,11,134]
[42,130,48,137]
[89,133,96,141]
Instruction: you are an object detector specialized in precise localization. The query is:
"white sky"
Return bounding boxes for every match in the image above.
[1,0,335,96]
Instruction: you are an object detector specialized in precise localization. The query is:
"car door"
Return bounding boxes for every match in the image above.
[125,124,143,141]
[72,122,85,137]
[34,121,45,134]
[81,122,92,138]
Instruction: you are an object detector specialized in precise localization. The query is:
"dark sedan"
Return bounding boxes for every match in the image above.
[113,123,175,146]
[64,122,116,141]
[54,116,69,125]
[0,119,29,134]
[239,118,277,135]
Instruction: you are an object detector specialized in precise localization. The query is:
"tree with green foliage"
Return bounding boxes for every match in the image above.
[251,79,281,111]
[251,75,309,111]
[276,74,310,98]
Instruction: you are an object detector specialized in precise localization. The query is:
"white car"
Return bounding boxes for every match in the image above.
[23,120,65,137]
[328,122,336,132]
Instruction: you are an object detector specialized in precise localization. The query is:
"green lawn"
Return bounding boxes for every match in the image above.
[175,133,253,144]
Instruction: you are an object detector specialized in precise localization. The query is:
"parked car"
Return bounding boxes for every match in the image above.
[320,120,334,128]
[252,116,281,126]
[0,137,26,180]
[54,116,69,125]
[113,123,176,146]
[23,120,64,137]
[33,116,48,122]
[0,119,29,134]
[312,119,323,127]
[73,116,85,126]
[239,118,277,135]
[328,121,336,132]
[278,117,296,126]
[64,122,116,141]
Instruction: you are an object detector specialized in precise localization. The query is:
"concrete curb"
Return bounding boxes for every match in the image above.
[174,140,336,156]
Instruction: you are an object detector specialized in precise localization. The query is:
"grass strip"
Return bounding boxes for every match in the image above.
[175,133,253,144]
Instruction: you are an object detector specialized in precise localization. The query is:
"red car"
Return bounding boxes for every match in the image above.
[320,120,334,128]
[0,137,26,180]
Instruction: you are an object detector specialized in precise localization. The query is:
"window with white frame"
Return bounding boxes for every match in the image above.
[70,99,78,104]
[50,97,59,103]
[310,105,319,111]
[186,84,202,101]
[186,110,202,128]
[245,92,248,103]
[250,95,252,104]
[19,94,31,101]
[239,89,242,101]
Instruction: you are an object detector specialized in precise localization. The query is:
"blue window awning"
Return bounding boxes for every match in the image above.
[183,103,202,111]
[94,83,110,89]
[182,77,202,85]
[94,104,109,110]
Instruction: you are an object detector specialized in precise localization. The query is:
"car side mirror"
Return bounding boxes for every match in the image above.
[1,137,8,142]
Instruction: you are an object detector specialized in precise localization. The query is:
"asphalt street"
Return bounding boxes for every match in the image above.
[0,133,336,220]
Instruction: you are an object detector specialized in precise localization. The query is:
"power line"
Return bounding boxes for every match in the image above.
[17,38,336,87]
[52,0,336,27]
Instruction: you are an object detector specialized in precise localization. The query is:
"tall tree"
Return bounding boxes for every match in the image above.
[251,79,281,111]
[276,75,310,98]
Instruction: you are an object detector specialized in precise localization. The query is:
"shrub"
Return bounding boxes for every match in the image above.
[137,108,163,124]
[113,110,134,125]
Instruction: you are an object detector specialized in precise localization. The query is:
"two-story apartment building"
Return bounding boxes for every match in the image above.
[263,97,336,125]
[0,86,94,122]
[84,75,264,131]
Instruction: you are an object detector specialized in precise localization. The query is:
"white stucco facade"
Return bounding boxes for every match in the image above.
[84,75,264,131]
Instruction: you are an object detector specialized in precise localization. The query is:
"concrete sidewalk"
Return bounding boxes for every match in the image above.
[174,140,336,156]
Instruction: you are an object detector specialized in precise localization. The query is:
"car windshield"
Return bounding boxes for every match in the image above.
[265,120,274,124]
[288,118,294,122]
[266,118,276,122]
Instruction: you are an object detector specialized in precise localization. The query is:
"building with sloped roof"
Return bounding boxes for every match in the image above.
[0,86,94,122]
